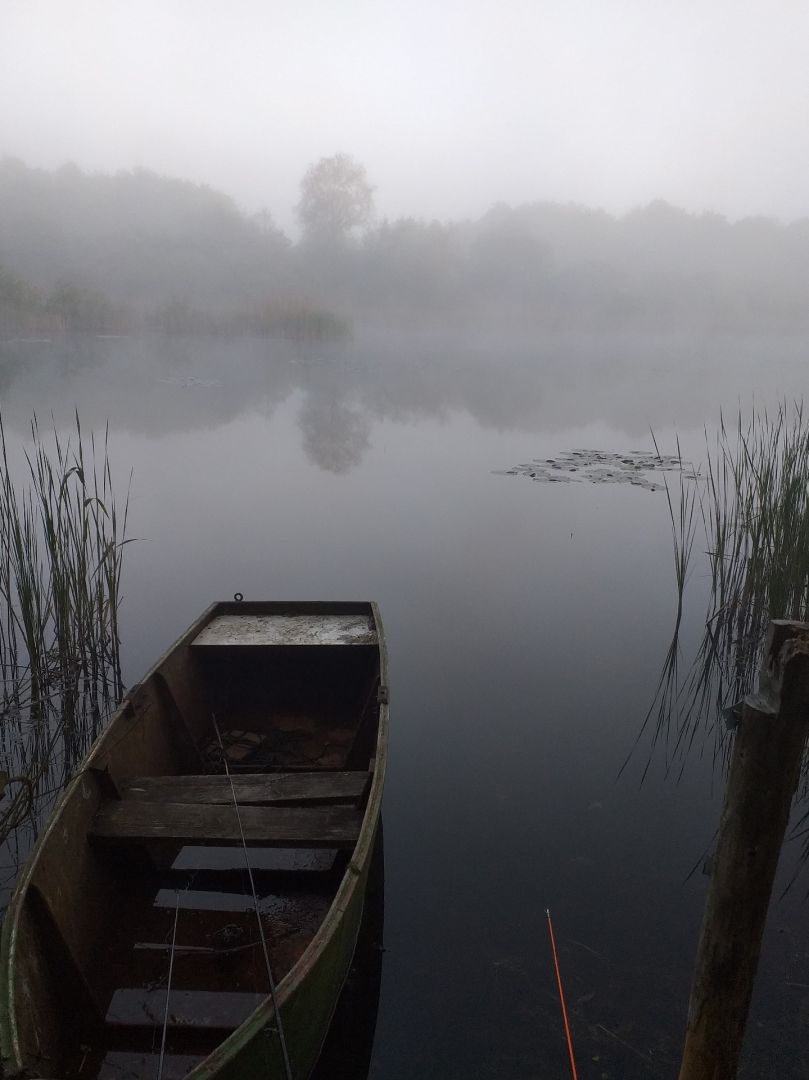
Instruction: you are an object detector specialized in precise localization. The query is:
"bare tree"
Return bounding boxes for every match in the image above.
[296,154,374,244]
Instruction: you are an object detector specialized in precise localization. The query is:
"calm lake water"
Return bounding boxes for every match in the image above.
[1,329,808,1078]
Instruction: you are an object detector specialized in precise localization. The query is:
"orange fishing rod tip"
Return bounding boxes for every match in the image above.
[546,908,579,1080]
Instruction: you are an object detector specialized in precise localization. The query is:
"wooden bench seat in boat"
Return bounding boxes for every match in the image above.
[106,988,266,1031]
[89,801,362,848]
[119,771,369,805]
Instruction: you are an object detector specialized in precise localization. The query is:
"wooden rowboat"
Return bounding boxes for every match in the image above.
[0,600,388,1079]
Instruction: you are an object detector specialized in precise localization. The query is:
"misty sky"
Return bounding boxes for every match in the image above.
[3,0,809,232]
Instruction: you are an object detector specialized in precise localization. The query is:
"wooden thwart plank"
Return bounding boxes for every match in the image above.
[106,988,266,1030]
[121,771,369,806]
[90,801,361,848]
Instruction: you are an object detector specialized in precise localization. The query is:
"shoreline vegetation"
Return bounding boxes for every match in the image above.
[0,413,129,845]
[642,403,809,792]
[0,266,352,343]
[4,155,809,342]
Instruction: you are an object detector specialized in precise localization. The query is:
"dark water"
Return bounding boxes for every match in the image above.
[1,330,809,1078]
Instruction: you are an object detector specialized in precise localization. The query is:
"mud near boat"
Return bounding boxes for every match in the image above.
[495,449,694,490]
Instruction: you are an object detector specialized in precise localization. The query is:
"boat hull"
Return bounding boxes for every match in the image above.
[0,600,388,1080]
[191,817,378,1080]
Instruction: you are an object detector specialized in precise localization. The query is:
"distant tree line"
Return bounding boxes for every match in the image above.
[2,154,809,337]
[0,266,128,336]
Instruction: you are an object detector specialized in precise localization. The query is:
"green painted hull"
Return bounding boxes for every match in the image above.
[192,820,377,1080]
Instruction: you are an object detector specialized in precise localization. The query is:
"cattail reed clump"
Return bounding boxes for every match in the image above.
[0,412,131,839]
[641,403,809,779]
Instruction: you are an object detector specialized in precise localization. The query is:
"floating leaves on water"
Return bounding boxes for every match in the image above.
[495,449,691,491]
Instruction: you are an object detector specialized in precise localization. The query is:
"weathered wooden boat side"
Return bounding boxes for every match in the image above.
[188,804,381,1080]
[0,600,388,1080]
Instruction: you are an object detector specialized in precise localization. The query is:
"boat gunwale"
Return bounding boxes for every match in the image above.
[0,600,388,1079]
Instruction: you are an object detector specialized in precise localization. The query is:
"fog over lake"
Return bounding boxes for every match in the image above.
[5,2,809,226]
[1,329,808,1077]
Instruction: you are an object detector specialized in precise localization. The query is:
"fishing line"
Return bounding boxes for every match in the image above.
[546,908,579,1080]
[211,712,294,1080]
[156,891,180,1080]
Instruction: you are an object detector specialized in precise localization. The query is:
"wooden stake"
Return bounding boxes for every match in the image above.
[679,621,809,1080]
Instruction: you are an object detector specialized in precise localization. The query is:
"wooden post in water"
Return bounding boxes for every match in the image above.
[679,620,809,1080]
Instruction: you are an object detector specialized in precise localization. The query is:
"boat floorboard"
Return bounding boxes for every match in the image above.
[94,1051,206,1080]
[170,845,338,873]
[106,988,266,1030]
[100,884,324,997]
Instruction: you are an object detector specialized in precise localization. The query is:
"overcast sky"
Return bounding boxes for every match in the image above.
[3,0,809,231]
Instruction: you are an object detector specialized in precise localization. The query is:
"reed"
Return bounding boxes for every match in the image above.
[0,412,130,840]
[642,402,809,781]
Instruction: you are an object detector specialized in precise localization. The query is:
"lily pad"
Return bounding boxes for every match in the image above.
[495,449,694,491]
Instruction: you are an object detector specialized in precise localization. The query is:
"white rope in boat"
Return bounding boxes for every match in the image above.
[156,891,180,1080]
[211,712,294,1080]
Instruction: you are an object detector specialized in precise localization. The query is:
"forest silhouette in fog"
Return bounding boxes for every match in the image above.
[3,154,809,338]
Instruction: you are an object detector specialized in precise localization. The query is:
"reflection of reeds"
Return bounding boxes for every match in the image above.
[0,412,130,843]
[642,404,809,778]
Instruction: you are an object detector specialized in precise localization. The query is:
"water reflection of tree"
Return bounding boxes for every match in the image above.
[298,389,372,474]
[1,335,808,478]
